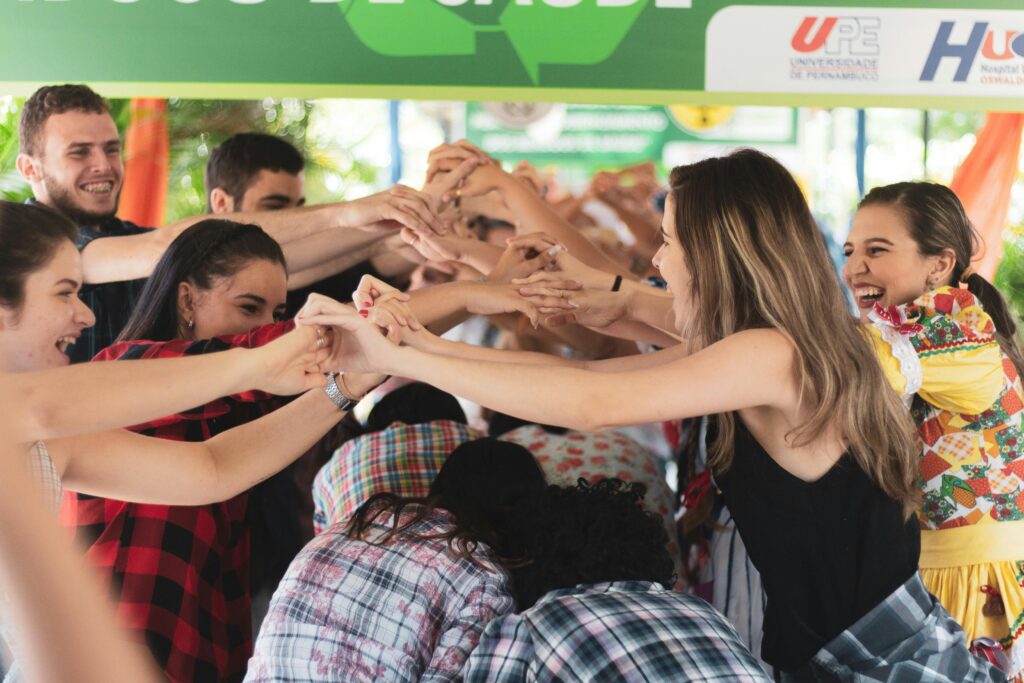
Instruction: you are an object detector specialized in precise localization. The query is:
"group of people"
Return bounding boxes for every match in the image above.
[0,82,1020,683]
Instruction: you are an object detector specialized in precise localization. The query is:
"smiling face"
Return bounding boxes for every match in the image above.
[0,240,96,372]
[178,258,288,340]
[842,204,955,321]
[651,195,692,335]
[19,111,123,227]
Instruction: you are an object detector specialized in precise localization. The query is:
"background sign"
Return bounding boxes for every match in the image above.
[1,1,1021,109]
[466,103,797,168]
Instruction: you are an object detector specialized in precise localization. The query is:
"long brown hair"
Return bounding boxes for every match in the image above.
[859,181,1024,378]
[669,149,920,512]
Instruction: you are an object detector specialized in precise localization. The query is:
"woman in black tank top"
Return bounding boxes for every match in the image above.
[310,149,1002,681]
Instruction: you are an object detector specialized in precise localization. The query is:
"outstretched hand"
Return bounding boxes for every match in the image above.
[516,274,625,329]
[250,325,333,396]
[487,233,562,284]
[343,183,453,238]
[295,293,402,375]
[513,245,618,292]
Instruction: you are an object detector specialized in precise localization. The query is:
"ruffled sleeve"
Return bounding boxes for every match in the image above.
[867,286,1004,414]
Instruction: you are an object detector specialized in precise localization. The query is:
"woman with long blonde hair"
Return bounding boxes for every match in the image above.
[302,149,1001,681]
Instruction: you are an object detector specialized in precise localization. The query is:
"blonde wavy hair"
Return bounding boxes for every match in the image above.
[670,149,920,513]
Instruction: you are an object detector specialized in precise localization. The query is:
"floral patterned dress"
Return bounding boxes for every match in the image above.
[869,286,1024,679]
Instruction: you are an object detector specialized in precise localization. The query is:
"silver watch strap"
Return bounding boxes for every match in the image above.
[324,373,357,411]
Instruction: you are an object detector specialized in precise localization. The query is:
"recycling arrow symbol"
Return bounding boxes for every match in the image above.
[338,0,648,83]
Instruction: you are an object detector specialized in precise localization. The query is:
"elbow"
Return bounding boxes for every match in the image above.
[566,399,617,433]
[20,385,58,442]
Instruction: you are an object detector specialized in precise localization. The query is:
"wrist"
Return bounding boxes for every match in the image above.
[238,347,268,394]
[342,372,389,399]
[620,280,642,321]
[333,200,360,230]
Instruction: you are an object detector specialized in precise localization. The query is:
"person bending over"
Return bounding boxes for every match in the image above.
[464,478,770,682]
[245,438,546,682]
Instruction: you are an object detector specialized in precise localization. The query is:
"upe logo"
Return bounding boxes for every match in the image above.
[791,16,880,56]
[921,23,1024,82]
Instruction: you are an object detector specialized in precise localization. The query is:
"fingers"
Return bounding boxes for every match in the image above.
[517,294,577,310]
[430,158,479,199]
[353,274,407,310]
[383,189,445,237]
[299,313,365,331]
[517,285,582,300]
[400,228,459,262]
[295,293,351,324]
[505,234,562,258]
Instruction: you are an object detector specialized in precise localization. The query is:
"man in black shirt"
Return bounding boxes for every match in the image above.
[15,84,447,361]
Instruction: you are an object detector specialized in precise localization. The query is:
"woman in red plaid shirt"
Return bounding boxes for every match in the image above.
[59,219,390,683]
[0,203,361,681]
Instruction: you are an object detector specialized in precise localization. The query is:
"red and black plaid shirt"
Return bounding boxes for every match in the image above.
[59,320,294,683]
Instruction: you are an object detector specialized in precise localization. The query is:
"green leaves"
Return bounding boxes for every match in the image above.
[337,0,649,83]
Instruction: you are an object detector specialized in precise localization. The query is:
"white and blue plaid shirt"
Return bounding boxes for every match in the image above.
[245,509,514,682]
[464,581,771,682]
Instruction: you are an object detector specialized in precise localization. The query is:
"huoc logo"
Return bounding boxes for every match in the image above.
[791,16,879,55]
[921,23,1024,82]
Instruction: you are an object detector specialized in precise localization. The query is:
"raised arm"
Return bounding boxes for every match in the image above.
[80,176,474,284]
[306,304,796,431]
[2,326,327,444]
[54,372,384,505]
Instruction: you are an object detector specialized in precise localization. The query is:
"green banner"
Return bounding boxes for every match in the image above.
[1,1,1022,109]
[466,103,797,169]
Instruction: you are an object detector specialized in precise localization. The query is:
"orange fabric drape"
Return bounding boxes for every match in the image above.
[949,113,1024,279]
[117,98,169,228]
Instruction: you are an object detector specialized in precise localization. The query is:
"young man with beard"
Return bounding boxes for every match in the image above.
[15,85,454,362]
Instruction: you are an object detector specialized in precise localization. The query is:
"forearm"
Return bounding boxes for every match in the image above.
[5,349,256,443]
[622,281,678,336]
[413,334,582,368]
[79,227,177,284]
[591,319,680,347]
[282,227,389,276]
[287,237,389,292]
[383,347,615,430]
[407,282,478,327]
[203,389,344,503]
[544,324,640,359]
[0,444,160,683]
[501,181,629,276]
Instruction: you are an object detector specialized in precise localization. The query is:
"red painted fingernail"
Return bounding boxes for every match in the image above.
[359,310,369,318]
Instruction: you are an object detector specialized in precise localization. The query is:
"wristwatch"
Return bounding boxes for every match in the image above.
[324,373,358,412]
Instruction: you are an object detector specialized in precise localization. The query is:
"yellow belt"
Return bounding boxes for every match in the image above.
[919,518,1024,569]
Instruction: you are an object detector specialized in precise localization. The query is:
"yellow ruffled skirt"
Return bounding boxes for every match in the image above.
[920,520,1024,681]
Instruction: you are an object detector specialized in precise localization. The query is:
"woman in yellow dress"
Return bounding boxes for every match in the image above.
[844,181,1024,679]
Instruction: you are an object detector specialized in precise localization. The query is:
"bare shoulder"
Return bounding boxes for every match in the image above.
[701,328,797,365]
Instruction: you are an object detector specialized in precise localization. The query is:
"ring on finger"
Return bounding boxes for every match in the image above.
[315,327,326,350]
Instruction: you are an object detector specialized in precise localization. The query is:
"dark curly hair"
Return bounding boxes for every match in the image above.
[508,478,676,610]
[346,438,545,566]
